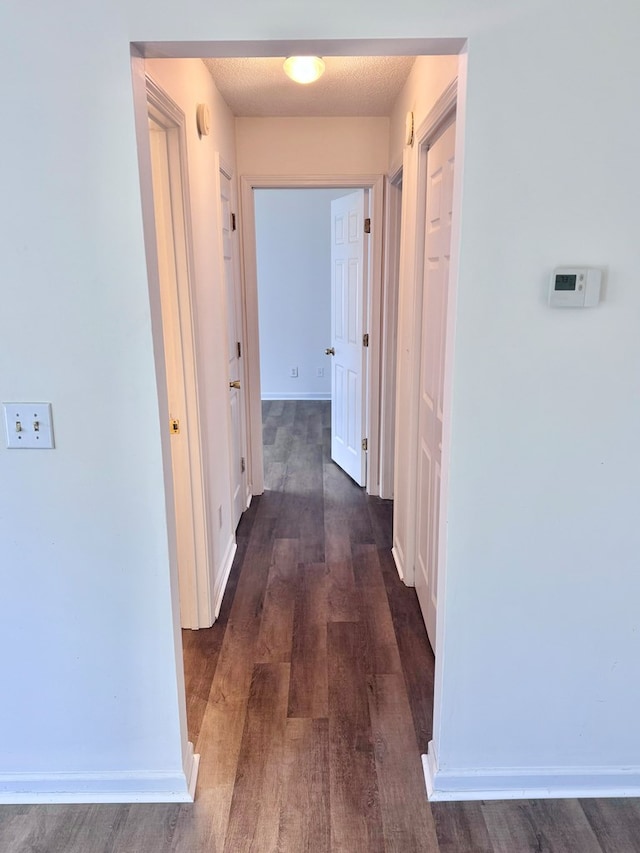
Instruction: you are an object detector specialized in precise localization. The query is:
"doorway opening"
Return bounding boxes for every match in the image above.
[240,176,385,496]
[253,186,374,489]
[132,39,467,798]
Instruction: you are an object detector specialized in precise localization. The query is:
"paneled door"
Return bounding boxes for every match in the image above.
[415,118,456,652]
[220,166,246,529]
[329,190,366,486]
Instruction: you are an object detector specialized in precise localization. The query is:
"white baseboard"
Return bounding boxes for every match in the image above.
[423,742,640,801]
[183,740,200,801]
[261,392,331,401]
[213,535,237,620]
[0,742,200,804]
[391,545,405,582]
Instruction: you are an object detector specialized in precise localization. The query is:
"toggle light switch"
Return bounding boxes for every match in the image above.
[3,403,55,448]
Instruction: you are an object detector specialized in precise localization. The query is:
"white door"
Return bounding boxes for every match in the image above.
[415,118,456,651]
[148,116,207,628]
[219,167,245,529]
[329,190,367,486]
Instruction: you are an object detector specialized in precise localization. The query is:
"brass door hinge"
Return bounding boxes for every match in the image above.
[364,218,371,234]
[170,418,180,435]
[362,438,368,452]
[363,333,369,347]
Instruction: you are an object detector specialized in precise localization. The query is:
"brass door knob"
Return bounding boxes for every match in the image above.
[325,347,335,356]
[229,380,241,389]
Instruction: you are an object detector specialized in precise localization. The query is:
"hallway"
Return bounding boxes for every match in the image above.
[183,399,438,850]
[2,400,640,851]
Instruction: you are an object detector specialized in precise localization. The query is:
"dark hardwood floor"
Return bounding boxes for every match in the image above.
[2,399,640,851]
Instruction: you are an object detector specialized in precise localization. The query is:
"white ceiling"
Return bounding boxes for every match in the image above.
[202,56,416,117]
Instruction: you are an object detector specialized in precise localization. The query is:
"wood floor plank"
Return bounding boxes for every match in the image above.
[101,803,181,853]
[305,404,324,445]
[323,461,357,563]
[432,801,495,853]
[181,492,259,746]
[297,499,325,563]
[322,424,331,457]
[579,798,640,852]
[61,804,132,853]
[328,620,385,853]
[169,790,222,853]
[263,459,286,492]
[275,445,323,547]
[193,497,277,847]
[324,515,352,563]
[182,626,225,747]
[326,558,361,621]
[345,491,376,546]
[287,562,329,718]
[207,515,274,707]
[256,538,299,663]
[255,487,285,521]
[353,544,402,675]
[0,804,132,853]
[264,423,294,465]
[262,421,277,446]
[368,673,440,852]
[194,696,247,789]
[378,545,435,752]
[297,455,325,564]
[222,663,290,853]
[482,798,604,853]
[276,718,330,853]
[366,495,394,549]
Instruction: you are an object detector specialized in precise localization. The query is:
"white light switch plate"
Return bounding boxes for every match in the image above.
[3,402,55,449]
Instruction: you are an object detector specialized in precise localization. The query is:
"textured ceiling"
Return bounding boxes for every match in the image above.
[203,56,415,117]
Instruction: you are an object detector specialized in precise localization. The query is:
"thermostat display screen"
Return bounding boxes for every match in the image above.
[555,274,577,291]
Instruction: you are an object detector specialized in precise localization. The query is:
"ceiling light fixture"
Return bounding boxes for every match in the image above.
[283,56,326,85]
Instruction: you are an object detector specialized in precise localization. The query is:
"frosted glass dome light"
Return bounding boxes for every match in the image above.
[283,56,326,84]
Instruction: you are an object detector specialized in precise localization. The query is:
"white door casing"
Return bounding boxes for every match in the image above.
[239,175,384,497]
[380,168,403,500]
[146,83,213,630]
[329,190,367,486]
[414,118,456,651]
[218,162,247,529]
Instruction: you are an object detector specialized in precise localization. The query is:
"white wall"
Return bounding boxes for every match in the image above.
[255,189,345,399]
[1,0,640,804]
[388,55,459,169]
[236,117,389,176]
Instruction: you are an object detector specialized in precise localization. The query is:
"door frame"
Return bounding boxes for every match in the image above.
[379,163,403,499]
[396,79,458,592]
[215,154,252,520]
[239,174,385,496]
[144,76,214,629]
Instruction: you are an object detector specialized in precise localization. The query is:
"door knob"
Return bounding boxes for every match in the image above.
[325,347,335,356]
[229,380,241,389]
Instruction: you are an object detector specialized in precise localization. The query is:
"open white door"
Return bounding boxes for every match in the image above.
[329,190,367,486]
[219,165,246,529]
[147,107,211,629]
[415,119,456,651]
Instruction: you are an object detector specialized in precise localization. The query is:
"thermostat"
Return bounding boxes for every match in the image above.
[549,267,601,307]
